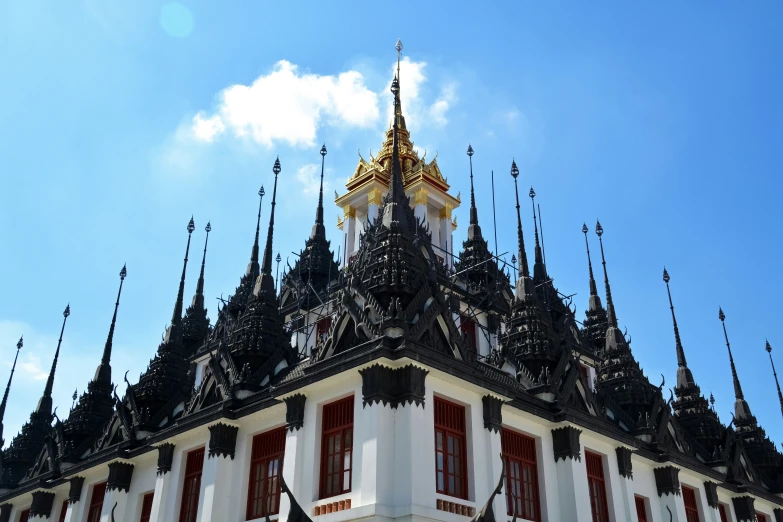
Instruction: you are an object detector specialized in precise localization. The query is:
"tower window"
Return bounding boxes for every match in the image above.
[460,316,477,354]
[179,447,205,522]
[718,504,729,522]
[18,509,30,522]
[139,492,154,522]
[320,396,354,499]
[57,500,68,522]
[434,396,468,500]
[86,482,107,522]
[682,485,701,522]
[247,427,286,520]
[585,451,609,522]
[316,317,332,349]
[756,514,767,522]
[501,428,540,521]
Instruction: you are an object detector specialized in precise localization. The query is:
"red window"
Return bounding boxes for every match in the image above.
[756,514,767,522]
[320,396,354,499]
[179,447,205,522]
[460,316,477,353]
[682,485,701,522]
[57,500,69,522]
[635,496,648,522]
[316,317,332,349]
[19,510,30,522]
[86,482,107,522]
[139,492,154,522]
[434,397,468,500]
[586,451,609,522]
[718,504,728,522]
[501,428,540,521]
[247,427,286,520]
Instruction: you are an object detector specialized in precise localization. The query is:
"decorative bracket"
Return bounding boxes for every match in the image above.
[157,443,175,475]
[107,462,135,493]
[0,504,10,522]
[208,423,239,459]
[615,447,633,479]
[284,394,307,431]
[68,476,85,504]
[551,426,582,462]
[481,395,503,433]
[703,481,719,508]
[731,496,756,521]
[30,491,55,518]
[359,365,428,409]
[654,466,681,497]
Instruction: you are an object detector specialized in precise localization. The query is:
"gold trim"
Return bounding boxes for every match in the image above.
[413,188,429,206]
[452,216,458,230]
[343,205,356,219]
[368,188,382,206]
[439,203,453,220]
[337,215,344,230]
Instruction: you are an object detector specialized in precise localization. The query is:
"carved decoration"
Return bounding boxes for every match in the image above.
[773,508,782,522]
[482,396,503,433]
[703,481,719,508]
[106,461,135,493]
[469,455,505,522]
[208,423,239,459]
[68,476,85,504]
[30,491,55,518]
[731,496,755,521]
[359,365,428,409]
[615,447,633,479]
[551,426,581,462]
[0,504,10,522]
[284,394,306,432]
[157,443,175,475]
[654,466,681,497]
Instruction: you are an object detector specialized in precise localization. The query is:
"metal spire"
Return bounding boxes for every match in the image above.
[95,264,127,385]
[192,222,210,309]
[662,268,686,368]
[510,160,530,280]
[395,39,403,127]
[312,145,327,240]
[595,221,619,329]
[247,186,265,277]
[766,340,783,419]
[0,337,23,443]
[718,308,752,420]
[165,218,194,344]
[257,158,281,295]
[529,187,546,281]
[381,74,410,231]
[38,304,70,415]
[582,224,599,300]
[468,145,479,225]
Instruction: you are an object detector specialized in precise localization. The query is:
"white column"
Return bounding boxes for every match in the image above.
[439,210,451,269]
[551,427,592,522]
[360,402,395,507]
[368,189,381,227]
[148,444,175,522]
[413,188,428,229]
[99,489,128,522]
[481,402,505,520]
[394,385,433,509]
[280,395,307,522]
[655,467,686,522]
[343,206,356,265]
[197,424,239,522]
[62,478,86,522]
[611,448,638,522]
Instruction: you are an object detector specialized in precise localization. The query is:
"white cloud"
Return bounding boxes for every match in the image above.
[19,353,48,381]
[296,163,330,196]
[192,60,380,148]
[429,83,458,127]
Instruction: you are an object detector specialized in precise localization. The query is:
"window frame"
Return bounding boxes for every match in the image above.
[501,428,540,522]
[315,317,332,350]
[246,427,286,520]
[756,513,767,522]
[319,396,355,500]
[139,491,155,522]
[460,316,477,354]
[585,450,609,522]
[86,482,107,522]
[717,504,729,522]
[433,396,469,500]
[634,495,648,522]
[57,499,69,522]
[178,447,205,522]
[682,485,701,522]
[18,509,30,522]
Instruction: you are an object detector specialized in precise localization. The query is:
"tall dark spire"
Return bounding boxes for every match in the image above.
[595,221,618,329]
[194,223,210,308]
[247,186,265,277]
[381,75,411,231]
[766,340,783,419]
[183,223,212,351]
[718,308,752,420]
[256,158,281,296]
[663,268,696,390]
[510,161,533,299]
[582,224,601,310]
[0,337,22,444]
[37,304,70,416]
[529,188,546,281]
[468,145,479,226]
[94,264,126,385]
[164,218,194,345]
[312,145,327,240]
[393,39,406,130]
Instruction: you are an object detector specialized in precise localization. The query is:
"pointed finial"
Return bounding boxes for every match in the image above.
[396,39,403,83]
[187,216,195,233]
[467,145,479,228]
[312,145,328,239]
[718,308,751,419]
[510,160,530,286]
[595,221,618,329]
[529,187,545,278]
[0,335,23,440]
[467,144,474,157]
[247,184,266,277]
[96,263,128,385]
[582,223,600,304]
[258,157,281,295]
[165,218,194,344]
[38,304,71,415]
[662,267,687,368]
[710,392,715,409]
[765,340,783,419]
[191,222,210,308]
[381,74,410,231]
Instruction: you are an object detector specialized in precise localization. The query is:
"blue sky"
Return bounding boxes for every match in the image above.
[1,1,782,445]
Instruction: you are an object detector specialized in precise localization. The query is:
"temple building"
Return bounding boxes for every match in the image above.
[0,42,782,522]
